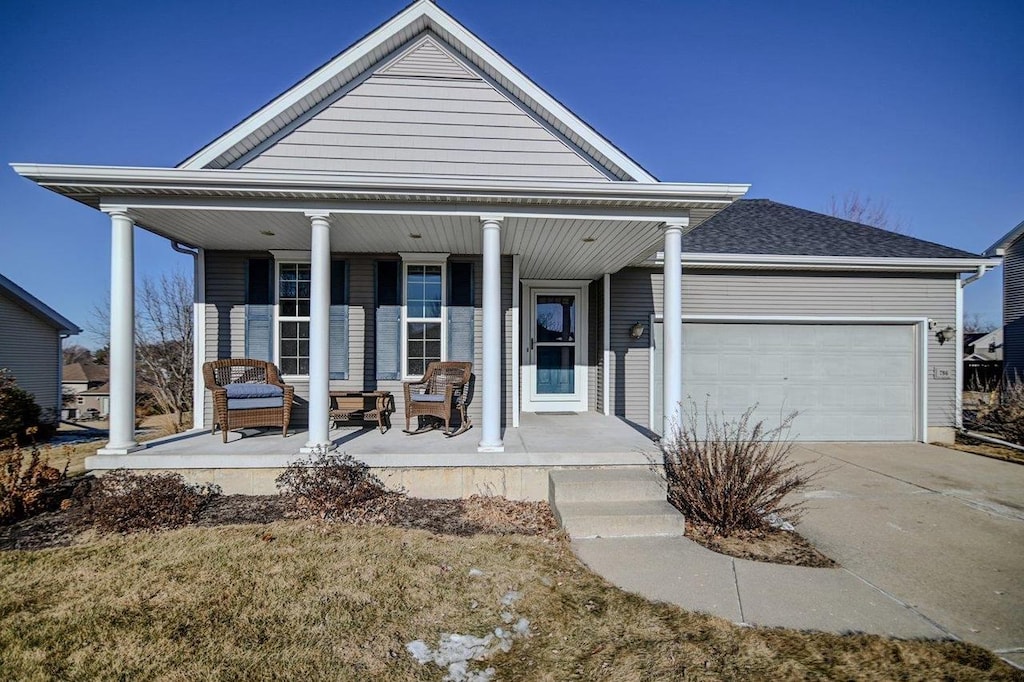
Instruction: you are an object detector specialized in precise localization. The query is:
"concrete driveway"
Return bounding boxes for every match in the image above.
[790,442,1024,664]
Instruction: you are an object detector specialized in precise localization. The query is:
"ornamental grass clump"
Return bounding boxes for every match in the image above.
[661,400,814,536]
[968,374,1024,446]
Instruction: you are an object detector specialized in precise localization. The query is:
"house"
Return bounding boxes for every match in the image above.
[962,328,1002,391]
[11,1,998,496]
[0,273,81,421]
[62,362,110,420]
[984,220,1023,381]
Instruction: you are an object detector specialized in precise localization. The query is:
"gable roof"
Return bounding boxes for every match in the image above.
[683,199,982,259]
[0,273,80,335]
[984,219,1024,256]
[63,362,108,384]
[236,32,614,181]
[178,0,655,182]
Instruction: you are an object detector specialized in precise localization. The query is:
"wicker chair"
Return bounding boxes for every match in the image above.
[402,361,473,436]
[203,359,294,443]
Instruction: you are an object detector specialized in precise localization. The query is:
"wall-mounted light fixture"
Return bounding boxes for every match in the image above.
[935,325,957,345]
[629,321,645,339]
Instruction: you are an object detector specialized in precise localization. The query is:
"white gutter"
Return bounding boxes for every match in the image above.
[644,252,998,273]
[962,264,993,285]
[9,163,749,203]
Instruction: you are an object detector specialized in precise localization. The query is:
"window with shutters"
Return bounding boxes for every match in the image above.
[277,262,311,376]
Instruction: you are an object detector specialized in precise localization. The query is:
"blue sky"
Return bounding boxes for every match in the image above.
[1,0,1021,344]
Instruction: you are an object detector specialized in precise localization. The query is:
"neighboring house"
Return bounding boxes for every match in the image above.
[964,329,1002,362]
[62,362,110,420]
[0,273,81,421]
[984,220,1024,381]
[962,328,1003,390]
[12,1,998,492]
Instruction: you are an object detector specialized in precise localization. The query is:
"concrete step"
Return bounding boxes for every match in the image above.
[554,500,685,539]
[548,468,667,505]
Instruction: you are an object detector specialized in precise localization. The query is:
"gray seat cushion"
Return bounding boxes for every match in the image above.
[225,383,283,399]
[410,394,446,403]
[227,397,284,410]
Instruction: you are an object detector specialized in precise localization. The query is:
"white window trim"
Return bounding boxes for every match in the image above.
[274,258,312,380]
[400,255,449,380]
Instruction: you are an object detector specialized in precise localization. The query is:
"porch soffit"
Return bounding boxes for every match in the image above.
[124,207,672,279]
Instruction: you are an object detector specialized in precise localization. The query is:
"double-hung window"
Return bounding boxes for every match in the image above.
[278,262,311,376]
[404,262,444,377]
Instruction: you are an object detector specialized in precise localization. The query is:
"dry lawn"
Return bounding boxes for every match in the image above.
[1,523,1019,681]
[946,438,1024,465]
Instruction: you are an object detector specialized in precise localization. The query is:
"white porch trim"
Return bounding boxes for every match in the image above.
[97,208,144,455]
[478,215,504,452]
[661,218,687,438]
[301,212,333,452]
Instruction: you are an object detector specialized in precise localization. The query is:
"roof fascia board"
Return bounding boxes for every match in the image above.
[11,164,749,202]
[178,2,428,170]
[984,219,1024,256]
[0,274,81,334]
[641,251,999,273]
[176,1,657,182]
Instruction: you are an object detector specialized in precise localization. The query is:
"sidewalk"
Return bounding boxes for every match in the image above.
[572,535,947,638]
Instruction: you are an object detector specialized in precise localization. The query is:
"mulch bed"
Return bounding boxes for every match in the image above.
[1,488,559,552]
[685,520,836,568]
[945,436,1024,465]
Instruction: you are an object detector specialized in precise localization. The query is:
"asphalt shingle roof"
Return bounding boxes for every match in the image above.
[684,199,980,259]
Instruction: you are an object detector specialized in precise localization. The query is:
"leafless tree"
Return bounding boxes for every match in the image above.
[91,269,194,429]
[827,191,909,234]
[963,312,997,334]
[62,344,94,366]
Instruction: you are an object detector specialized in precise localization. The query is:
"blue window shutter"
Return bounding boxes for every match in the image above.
[447,261,475,363]
[329,260,349,380]
[245,258,273,361]
[375,261,402,380]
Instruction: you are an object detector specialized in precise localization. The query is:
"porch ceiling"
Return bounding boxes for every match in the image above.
[127,207,681,279]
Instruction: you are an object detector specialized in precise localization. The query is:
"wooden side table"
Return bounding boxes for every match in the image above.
[329,391,395,433]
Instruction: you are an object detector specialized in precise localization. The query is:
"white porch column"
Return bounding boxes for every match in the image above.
[662,217,689,439]
[303,211,333,452]
[479,215,504,452]
[101,209,140,454]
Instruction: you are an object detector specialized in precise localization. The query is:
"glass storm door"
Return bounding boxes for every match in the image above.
[524,288,587,412]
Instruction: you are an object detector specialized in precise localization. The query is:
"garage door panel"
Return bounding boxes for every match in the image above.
[658,322,918,441]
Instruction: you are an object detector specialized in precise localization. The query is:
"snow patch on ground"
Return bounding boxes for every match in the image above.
[406,590,531,681]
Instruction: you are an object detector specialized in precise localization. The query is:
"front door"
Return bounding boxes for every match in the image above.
[523,287,587,412]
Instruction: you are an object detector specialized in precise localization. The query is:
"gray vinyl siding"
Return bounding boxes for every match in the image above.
[203,251,514,431]
[240,36,608,181]
[0,292,61,419]
[609,267,957,431]
[1004,239,1024,380]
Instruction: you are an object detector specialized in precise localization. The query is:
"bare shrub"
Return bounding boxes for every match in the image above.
[276,452,398,520]
[0,431,68,524]
[659,401,815,536]
[88,469,220,533]
[968,374,1024,445]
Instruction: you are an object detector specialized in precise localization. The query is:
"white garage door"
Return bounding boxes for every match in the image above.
[653,322,919,441]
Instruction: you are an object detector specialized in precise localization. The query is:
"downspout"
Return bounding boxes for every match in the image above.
[957,264,993,433]
[171,241,205,430]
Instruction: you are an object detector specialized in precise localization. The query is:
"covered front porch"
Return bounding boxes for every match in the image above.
[15,164,747,471]
[87,412,660,499]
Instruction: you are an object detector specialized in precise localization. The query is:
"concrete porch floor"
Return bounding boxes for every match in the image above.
[86,412,659,470]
